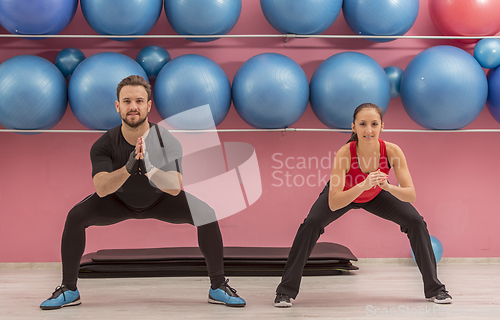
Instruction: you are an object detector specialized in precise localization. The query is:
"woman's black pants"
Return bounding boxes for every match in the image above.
[276,184,445,299]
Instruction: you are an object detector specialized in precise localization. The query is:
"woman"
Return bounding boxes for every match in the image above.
[274,103,451,307]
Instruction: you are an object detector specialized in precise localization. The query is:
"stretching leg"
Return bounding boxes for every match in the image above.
[362,191,445,298]
[61,194,135,289]
[146,191,225,288]
[276,185,353,299]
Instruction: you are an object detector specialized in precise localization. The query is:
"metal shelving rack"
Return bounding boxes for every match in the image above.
[1,33,499,133]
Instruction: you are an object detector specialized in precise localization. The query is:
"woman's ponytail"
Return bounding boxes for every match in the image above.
[346,132,357,143]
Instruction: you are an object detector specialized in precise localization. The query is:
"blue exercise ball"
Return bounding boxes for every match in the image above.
[232,53,309,129]
[0,55,67,131]
[55,48,86,80]
[165,0,242,42]
[136,46,171,80]
[486,66,500,124]
[474,38,500,69]
[81,0,162,40]
[260,0,343,35]
[154,54,231,130]
[412,235,443,264]
[0,0,77,36]
[384,66,404,99]
[69,52,149,130]
[431,236,444,263]
[343,0,419,42]
[310,52,390,129]
[400,46,487,130]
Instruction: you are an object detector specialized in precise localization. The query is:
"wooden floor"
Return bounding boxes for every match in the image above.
[1,260,499,320]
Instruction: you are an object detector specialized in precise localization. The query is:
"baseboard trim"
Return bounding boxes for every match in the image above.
[0,262,61,269]
[1,257,499,269]
[357,257,500,264]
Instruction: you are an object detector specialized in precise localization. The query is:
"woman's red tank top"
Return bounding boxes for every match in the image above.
[343,139,391,203]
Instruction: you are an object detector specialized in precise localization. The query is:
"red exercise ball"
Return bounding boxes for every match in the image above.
[429,0,500,43]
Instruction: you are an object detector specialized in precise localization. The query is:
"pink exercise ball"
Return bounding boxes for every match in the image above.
[429,0,500,43]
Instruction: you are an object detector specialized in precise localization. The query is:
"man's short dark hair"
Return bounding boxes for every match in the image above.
[116,75,151,101]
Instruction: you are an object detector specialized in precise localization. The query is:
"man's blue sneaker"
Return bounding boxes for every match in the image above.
[208,279,246,307]
[40,285,81,310]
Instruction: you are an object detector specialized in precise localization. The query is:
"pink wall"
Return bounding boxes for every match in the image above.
[1,0,499,263]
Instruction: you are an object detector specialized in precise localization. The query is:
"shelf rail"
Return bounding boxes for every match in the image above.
[0,34,499,40]
[1,128,499,134]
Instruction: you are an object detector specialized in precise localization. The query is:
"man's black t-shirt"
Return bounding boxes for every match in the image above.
[90,122,183,209]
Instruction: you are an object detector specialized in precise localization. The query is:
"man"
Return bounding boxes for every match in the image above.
[40,75,246,310]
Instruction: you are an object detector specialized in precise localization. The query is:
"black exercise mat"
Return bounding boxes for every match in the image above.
[84,242,357,262]
[79,242,358,278]
[79,264,357,277]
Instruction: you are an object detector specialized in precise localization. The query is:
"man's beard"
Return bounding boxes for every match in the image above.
[122,112,147,128]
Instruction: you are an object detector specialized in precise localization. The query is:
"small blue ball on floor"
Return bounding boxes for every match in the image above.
[412,235,443,263]
[430,236,444,263]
